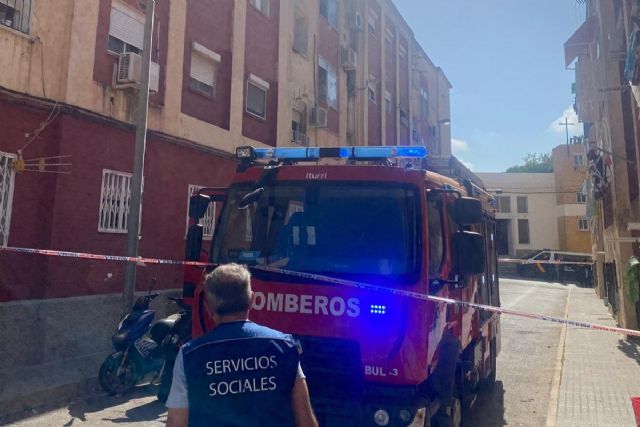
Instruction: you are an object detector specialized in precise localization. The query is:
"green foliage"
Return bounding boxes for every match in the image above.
[505,153,553,173]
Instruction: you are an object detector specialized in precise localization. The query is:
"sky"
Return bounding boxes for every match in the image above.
[394,0,586,172]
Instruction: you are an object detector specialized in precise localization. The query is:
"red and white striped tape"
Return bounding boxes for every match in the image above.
[0,245,214,267]
[1,245,637,337]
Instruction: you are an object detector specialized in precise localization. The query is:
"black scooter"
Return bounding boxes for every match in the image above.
[99,283,191,402]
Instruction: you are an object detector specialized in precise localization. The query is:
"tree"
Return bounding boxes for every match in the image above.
[505,153,553,173]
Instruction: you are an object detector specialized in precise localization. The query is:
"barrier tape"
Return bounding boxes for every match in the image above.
[251,266,640,338]
[2,245,638,337]
[0,245,215,267]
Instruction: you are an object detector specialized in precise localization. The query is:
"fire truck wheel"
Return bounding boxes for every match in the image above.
[431,397,462,427]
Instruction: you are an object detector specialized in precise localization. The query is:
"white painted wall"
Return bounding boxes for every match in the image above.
[477,173,560,256]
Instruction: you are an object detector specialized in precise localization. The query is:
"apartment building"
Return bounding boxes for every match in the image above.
[0,0,455,397]
[477,143,590,258]
[477,172,559,257]
[565,0,640,330]
[0,0,452,300]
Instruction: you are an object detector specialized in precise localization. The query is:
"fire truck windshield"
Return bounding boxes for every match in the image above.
[211,182,421,285]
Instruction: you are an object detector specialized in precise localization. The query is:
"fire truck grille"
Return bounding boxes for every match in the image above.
[296,336,364,426]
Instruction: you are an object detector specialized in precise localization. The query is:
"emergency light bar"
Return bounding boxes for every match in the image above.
[236,146,427,161]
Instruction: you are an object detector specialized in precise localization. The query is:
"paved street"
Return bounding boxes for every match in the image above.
[6,279,640,427]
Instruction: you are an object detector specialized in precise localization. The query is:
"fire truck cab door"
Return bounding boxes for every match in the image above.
[426,192,451,359]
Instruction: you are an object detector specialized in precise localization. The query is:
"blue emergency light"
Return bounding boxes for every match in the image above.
[236,146,427,161]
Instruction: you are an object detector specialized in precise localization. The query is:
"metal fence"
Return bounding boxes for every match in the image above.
[0,0,32,34]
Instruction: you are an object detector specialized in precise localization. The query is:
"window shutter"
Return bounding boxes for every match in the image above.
[190,52,215,86]
[109,6,144,50]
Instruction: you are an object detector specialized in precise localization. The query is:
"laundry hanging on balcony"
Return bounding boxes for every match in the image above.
[587,147,612,200]
[625,29,640,85]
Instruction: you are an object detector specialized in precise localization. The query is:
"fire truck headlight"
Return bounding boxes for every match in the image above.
[373,409,390,426]
[398,409,412,423]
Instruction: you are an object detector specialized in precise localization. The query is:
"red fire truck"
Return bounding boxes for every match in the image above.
[183,146,500,427]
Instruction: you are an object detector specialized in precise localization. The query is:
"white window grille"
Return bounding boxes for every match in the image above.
[98,169,132,233]
[0,152,16,247]
[187,185,216,239]
[573,153,585,167]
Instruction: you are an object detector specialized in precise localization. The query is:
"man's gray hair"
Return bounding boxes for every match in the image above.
[204,263,252,316]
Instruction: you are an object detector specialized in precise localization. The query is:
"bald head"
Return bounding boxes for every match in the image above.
[204,263,252,317]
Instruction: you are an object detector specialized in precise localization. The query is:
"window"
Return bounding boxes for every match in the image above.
[98,169,132,233]
[0,0,31,33]
[249,0,270,17]
[399,44,407,60]
[385,28,394,48]
[318,57,338,109]
[246,74,269,119]
[213,183,421,284]
[293,12,308,55]
[319,0,337,29]
[576,192,587,203]
[517,219,530,244]
[533,251,551,261]
[187,185,216,238]
[574,154,585,167]
[496,196,511,213]
[291,109,308,145]
[108,4,144,54]
[578,217,589,231]
[516,196,528,214]
[385,92,392,116]
[427,196,444,278]
[190,43,220,98]
[368,9,377,32]
[400,106,409,127]
[420,88,428,119]
[368,85,377,103]
[0,152,16,246]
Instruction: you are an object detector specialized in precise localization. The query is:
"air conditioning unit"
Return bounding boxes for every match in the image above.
[117,52,160,93]
[310,107,328,128]
[341,47,358,71]
[350,12,364,31]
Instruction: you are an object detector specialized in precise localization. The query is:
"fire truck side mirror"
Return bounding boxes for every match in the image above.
[189,194,212,220]
[453,197,483,225]
[453,231,486,276]
[185,224,204,261]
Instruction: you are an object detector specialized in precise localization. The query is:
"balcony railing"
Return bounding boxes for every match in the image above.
[0,0,31,34]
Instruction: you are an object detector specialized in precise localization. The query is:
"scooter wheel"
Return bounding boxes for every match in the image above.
[99,353,138,395]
